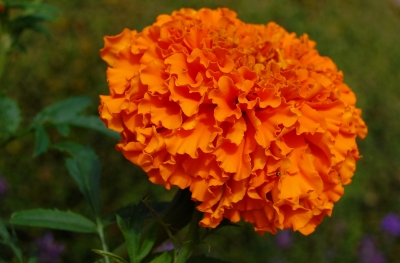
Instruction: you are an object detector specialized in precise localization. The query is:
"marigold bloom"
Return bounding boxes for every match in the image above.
[99,8,367,235]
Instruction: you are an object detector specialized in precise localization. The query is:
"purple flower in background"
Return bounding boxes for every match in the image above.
[153,238,174,253]
[35,232,64,263]
[0,177,9,198]
[275,230,292,249]
[358,236,386,263]
[381,213,400,237]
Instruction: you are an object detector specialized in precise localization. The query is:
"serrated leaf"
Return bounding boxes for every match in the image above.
[92,249,128,263]
[53,142,101,216]
[116,203,157,263]
[10,209,97,233]
[10,13,57,38]
[150,251,173,263]
[31,96,92,126]
[30,96,119,140]
[33,125,50,157]
[0,96,21,136]
[68,115,120,140]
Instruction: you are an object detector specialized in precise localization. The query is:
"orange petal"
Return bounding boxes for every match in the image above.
[99,96,125,132]
[140,60,169,95]
[223,116,247,145]
[165,53,203,87]
[279,137,323,200]
[254,103,300,148]
[164,106,222,158]
[168,77,204,117]
[100,28,135,66]
[274,201,312,231]
[159,156,192,189]
[296,103,326,135]
[209,76,242,122]
[182,151,223,179]
[213,137,252,180]
[183,25,210,50]
[138,93,182,129]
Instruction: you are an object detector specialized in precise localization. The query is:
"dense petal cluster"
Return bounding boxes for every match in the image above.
[99,8,367,235]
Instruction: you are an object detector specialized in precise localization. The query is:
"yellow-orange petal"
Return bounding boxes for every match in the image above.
[100,28,135,66]
[254,103,300,148]
[140,60,169,95]
[138,93,182,129]
[209,76,242,122]
[164,107,222,158]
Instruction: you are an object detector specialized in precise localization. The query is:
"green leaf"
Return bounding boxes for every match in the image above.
[137,221,159,261]
[186,256,233,263]
[149,251,173,263]
[0,220,11,241]
[8,3,59,13]
[10,209,97,233]
[92,249,128,263]
[0,95,21,136]
[30,96,119,140]
[10,12,58,37]
[116,203,157,263]
[27,254,38,263]
[68,115,120,140]
[33,125,50,157]
[31,96,92,126]
[52,142,101,216]
[55,123,71,137]
[0,221,23,263]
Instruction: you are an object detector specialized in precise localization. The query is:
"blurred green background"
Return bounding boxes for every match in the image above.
[1,0,400,262]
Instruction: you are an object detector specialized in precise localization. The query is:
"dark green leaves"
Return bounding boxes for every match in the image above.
[92,250,128,263]
[149,251,174,263]
[33,124,50,157]
[68,115,120,140]
[2,1,60,49]
[31,96,92,126]
[30,96,118,156]
[10,209,97,233]
[116,203,158,263]
[53,141,101,216]
[0,220,23,263]
[0,95,21,138]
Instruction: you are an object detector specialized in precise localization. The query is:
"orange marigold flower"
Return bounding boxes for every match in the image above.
[99,8,367,235]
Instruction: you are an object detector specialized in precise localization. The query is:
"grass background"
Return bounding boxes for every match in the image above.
[1,0,400,262]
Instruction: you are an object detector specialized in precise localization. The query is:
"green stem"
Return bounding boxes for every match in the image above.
[96,217,110,263]
[175,208,203,263]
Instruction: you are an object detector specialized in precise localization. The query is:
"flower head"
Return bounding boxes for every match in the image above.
[35,232,64,263]
[99,8,367,235]
[381,213,400,237]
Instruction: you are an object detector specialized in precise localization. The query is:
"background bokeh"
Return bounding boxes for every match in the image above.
[1,0,400,262]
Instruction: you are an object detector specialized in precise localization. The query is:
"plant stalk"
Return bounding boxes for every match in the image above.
[96,217,110,263]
